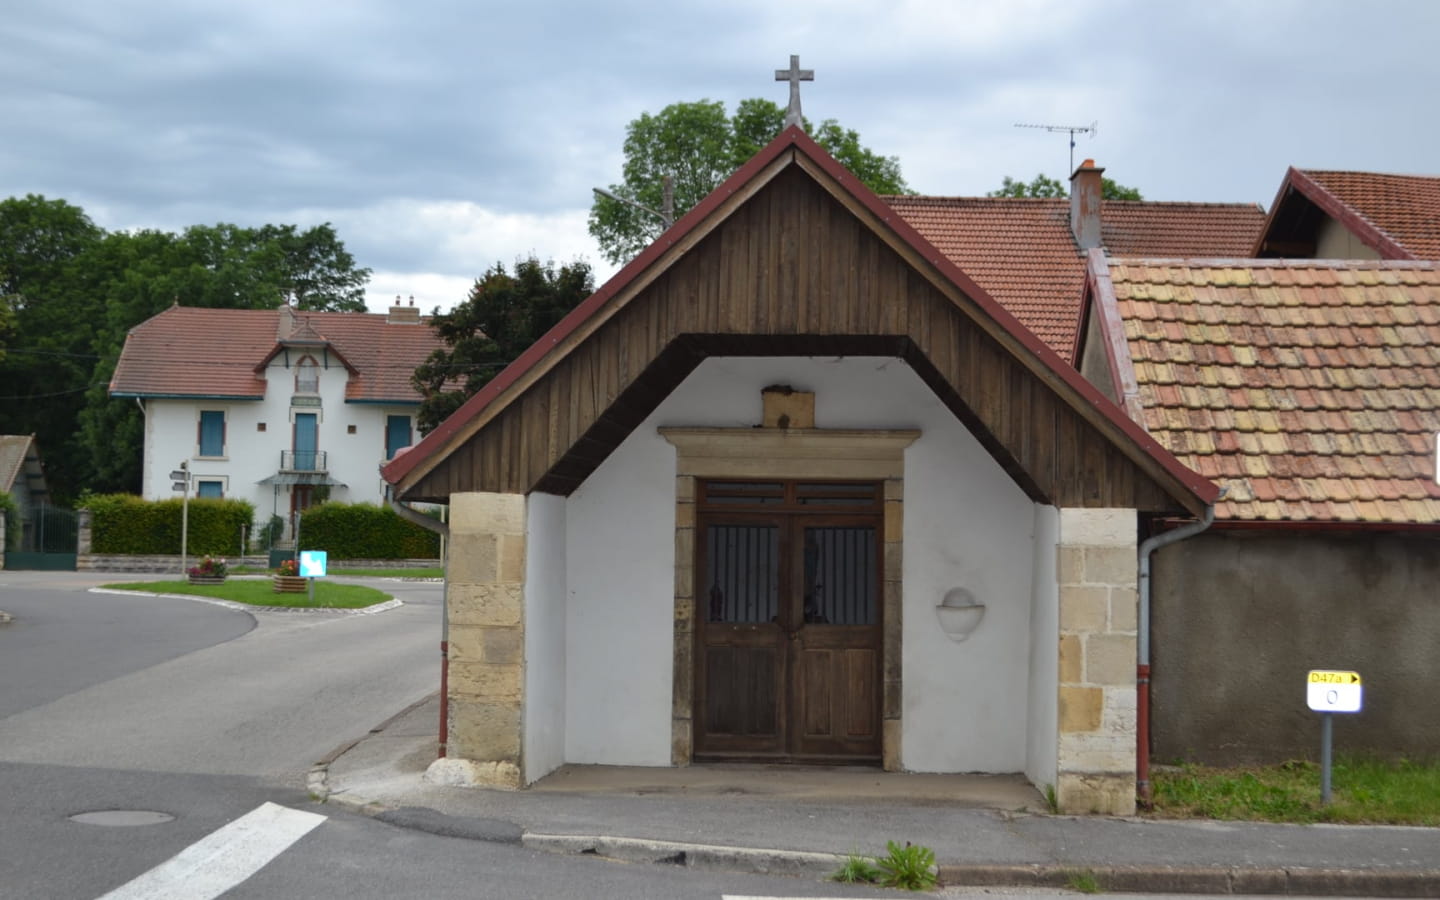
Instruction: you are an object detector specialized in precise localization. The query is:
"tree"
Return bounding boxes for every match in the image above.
[989,173,1143,201]
[589,99,910,263]
[412,257,594,433]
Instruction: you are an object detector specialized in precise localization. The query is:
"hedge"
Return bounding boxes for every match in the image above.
[81,494,255,556]
[297,502,440,560]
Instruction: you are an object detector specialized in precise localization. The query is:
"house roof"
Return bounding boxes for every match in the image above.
[109,305,443,404]
[0,434,37,494]
[1090,257,1440,525]
[886,196,1264,358]
[1256,167,1440,260]
[384,127,1218,515]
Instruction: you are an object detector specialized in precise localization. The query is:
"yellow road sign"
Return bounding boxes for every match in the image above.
[1307,669,1362,712]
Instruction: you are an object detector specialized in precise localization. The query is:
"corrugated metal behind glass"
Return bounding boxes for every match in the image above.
[802,526,877,625]
[705,525,779,623]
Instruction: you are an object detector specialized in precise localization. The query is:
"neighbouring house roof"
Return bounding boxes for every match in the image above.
[1256,167,1440,260]
[0,435,36,494]
[383,127,1218,515]
[1087,257,1440,525]
[110,305,444,404]
[0,434,48,504]
[886,197,1265,359]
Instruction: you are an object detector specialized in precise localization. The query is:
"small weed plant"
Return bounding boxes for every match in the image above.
[1066,869,1102,894]
[831,854,881,884]
[874,840,938,891]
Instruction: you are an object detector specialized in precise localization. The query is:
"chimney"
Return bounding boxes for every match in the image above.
[1069,158,1104,250]
[388,294,421,325]
[277,302,295,339]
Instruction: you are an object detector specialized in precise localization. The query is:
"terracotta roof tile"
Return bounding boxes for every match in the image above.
[0,435,34,494]
[1302,170,1440,259]
[886,197,1264,359]
[1105,259,1440,525]
[110,305,443,403]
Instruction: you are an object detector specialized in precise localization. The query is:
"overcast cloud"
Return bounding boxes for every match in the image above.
[4,0,1438,312]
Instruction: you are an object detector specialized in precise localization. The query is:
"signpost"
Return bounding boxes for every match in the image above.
[1307,669,1362,804]
[299,550,327,604]
[170,462,191,576]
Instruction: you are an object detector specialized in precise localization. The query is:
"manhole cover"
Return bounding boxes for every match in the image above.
[69,810,175,826]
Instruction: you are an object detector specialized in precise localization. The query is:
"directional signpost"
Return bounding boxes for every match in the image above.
[1307,669,1362,804]
[170,461,191,576]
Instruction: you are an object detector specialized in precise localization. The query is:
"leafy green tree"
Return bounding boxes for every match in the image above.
[412,257,594,433]
[989,173,1143,200]
[590,98,910,263]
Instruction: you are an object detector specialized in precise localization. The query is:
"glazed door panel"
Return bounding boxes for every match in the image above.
[694,486,882,764]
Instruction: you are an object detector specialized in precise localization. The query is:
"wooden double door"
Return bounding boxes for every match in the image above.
[694,480,883,764]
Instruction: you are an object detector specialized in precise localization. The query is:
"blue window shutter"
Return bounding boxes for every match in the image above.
[199,411,225,456]
[197,480,223,499]
[386,415,412,460]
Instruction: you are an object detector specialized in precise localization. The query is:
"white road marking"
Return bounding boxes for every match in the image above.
[98,802,326,900]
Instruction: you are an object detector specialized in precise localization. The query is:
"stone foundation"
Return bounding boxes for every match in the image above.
[444,492,527,787]
[1056,508,1138,815]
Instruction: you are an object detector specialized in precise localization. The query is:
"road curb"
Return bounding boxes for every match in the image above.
[939,863,1440,897]
[523,833,847,879]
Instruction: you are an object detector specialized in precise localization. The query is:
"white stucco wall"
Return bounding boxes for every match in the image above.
[523,492,567,782]
[1026,505,1060,790]
[138,358,418,533]
[561,356,1043,773]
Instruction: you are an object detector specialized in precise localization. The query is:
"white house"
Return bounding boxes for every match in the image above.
[111,301,443,539]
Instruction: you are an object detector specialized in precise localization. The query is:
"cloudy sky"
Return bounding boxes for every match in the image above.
[5,0,1438,312]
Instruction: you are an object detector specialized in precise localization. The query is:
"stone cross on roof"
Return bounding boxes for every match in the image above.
[775,54,813,130]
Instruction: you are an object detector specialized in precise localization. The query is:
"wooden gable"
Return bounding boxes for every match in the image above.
[389,134,1214,516]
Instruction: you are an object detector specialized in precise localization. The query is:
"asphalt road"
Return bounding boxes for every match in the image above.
[0,572,912,899]
[0,573,1341,900]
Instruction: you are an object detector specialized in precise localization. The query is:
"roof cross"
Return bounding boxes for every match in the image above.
[774,54,813,130]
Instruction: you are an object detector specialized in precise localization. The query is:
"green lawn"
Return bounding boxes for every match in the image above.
[1150,756,1440,825]
[230,566,443,578]
[103,579,392,609]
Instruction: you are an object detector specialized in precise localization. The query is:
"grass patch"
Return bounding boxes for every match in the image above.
[103,580,392,609]
[1151,755,1440,825]
[1065,869,1102,894]
[230,566,442,578]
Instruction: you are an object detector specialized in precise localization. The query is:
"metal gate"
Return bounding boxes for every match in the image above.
[4,503,78,570]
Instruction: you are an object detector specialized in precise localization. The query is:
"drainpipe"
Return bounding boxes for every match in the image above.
[388,487,451,758]
[1136,489,1223,807]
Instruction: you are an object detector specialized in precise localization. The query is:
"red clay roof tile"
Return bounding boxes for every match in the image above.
[1302,170,1440,259]
[1100,259,1440,525]
[110,305,443,403]
[885,197,1264,359]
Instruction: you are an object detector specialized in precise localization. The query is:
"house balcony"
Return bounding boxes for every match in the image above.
[280,450,328,472]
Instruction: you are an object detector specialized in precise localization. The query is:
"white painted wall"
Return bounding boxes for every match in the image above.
[523,492,567,783]
[138,358,419,535]
[1026,505,1060,790]
[561,356,1045,773]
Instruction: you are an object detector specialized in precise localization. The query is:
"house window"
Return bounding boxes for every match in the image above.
[196,480,224,499]
[198,410,226,457]
[386,415,412,460]
[295,356,320,394]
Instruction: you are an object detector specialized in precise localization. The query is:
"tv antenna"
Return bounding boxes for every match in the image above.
[1014,121,1097,175]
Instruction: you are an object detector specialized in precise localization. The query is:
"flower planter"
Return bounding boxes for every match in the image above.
[188,575,226,586]
[273,575,308,594]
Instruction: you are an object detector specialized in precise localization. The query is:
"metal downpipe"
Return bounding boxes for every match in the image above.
[1137,494,1221,806]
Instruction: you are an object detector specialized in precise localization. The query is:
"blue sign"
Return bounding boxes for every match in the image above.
[298,550,328,578]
